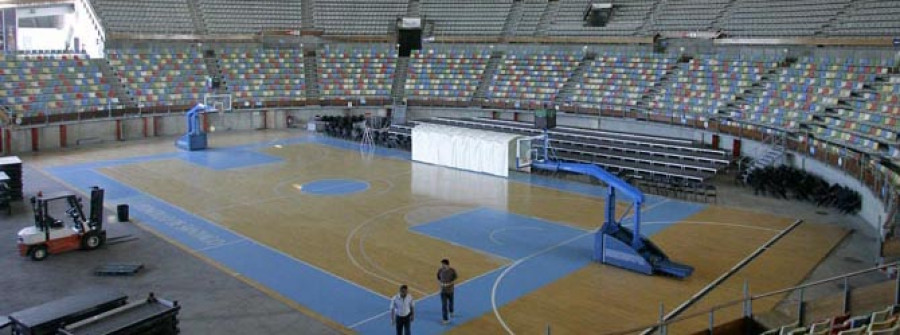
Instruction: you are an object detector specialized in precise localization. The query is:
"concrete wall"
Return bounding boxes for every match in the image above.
[0,107,390,153]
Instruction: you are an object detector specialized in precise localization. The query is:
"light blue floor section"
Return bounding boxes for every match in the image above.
[412,208,587,260]
[302,179,371,196]
[45,133,706,334]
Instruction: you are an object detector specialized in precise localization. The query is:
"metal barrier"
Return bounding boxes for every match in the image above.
[585,262,900,335]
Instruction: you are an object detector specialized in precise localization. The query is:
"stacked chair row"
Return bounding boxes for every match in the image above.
[763,304,899,334]
[567,53,676,112]
[405,48,490,103]
[488,50,582,107]
[218,47,306,107]
[108,48,209,108]
[649,55,778,121]
[318,45,396,99]
[0,53,114,117]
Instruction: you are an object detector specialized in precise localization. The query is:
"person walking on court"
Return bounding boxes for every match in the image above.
[390,285,415,335]
[437,259,458,325]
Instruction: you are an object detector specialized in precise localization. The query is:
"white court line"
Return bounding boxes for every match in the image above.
[627,221,784,232]
[349,258,517,329]
[488,197,677,335]
[491,231,594,335]
[195,238,248,252]
[348,311,390,329]
[345,201,438,297]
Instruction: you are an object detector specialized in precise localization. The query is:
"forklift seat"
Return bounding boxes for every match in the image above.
[47,215,65,229]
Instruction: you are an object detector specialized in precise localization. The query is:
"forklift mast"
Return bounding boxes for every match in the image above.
[88,186,104,231]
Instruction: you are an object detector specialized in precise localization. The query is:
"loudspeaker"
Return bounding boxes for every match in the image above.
[397,17,422,57]
[535,108,557,130]
[584,3,612,27]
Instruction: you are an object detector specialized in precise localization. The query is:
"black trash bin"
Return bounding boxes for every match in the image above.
[117,204,129,222]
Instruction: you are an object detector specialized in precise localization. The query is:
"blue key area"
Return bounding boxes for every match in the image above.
[301,179,370,196]
[412,207,587,260]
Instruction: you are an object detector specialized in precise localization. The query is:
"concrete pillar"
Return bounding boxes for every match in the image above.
[30,128,38,151]
[59,125,67,148]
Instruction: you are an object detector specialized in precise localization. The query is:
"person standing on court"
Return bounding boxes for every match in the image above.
[437,259,458,325]
[390,285,415,335]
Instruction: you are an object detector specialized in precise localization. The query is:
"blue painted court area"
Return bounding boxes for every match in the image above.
[412,208,587,260]
[45,134,708,334]
[301,179,370,196]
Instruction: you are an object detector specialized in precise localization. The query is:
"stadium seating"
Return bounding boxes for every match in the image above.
[544,0,651,37]
[90,0,195,34]
[650,54,778,122]
[314,0,407,35]
[840,73,900,151]
[199,0,302,34]
[566,52,676,112]
[108,47,209,108]
[421,0,513,36]
[651,0,728,32]
[217,47,306,107]
[718,0,850,37]
[739,57,892,154]
[83,0,900,38]
[826,0,900,36]
[0,53,115,118]
[318,44,396,102]
[488,49,582,108]
[405,47,490,104]
[763,304,899,335]
[511,0,547,36]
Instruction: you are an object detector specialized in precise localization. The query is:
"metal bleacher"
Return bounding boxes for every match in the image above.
[90,0,195,34]
[314,0,408,36]
[421,0,513,36]
[198,0,303,34]
[400,117,730,182]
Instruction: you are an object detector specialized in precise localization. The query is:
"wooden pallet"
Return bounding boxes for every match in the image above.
[94,263,144,276]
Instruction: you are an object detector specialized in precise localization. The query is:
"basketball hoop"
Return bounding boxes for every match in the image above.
[203,94,232,112]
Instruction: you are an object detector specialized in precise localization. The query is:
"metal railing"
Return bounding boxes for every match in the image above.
[583,262,900,335]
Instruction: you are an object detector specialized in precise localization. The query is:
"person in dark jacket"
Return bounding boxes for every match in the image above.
[437,259,458,325]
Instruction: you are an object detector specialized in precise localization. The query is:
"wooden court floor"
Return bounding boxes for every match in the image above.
[31,130,849,334]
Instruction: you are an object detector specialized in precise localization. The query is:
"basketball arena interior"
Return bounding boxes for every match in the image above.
[0,0,900,334]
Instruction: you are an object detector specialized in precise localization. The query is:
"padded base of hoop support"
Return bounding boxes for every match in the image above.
[176,133,207,151]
